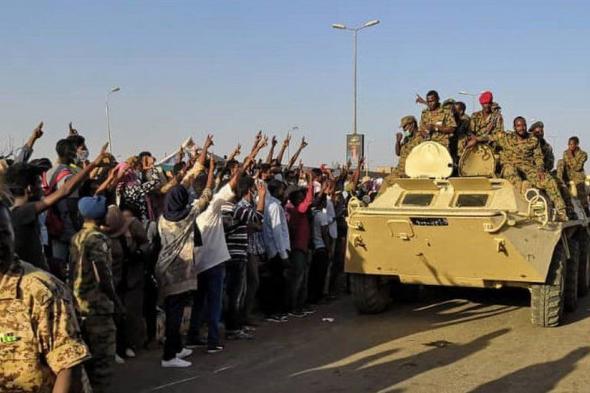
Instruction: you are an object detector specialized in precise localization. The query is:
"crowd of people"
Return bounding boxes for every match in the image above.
[0,89,588,393]
[0,124,368,393]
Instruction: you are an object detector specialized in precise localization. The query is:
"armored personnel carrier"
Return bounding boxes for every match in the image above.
[345,141,589,327]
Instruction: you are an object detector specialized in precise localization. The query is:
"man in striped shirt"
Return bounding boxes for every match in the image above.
[221,176,266,339]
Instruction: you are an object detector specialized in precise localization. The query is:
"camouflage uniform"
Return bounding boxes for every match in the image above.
[70,222,116,393]
[562,148,588,210]
[486,131,567,218]
[0,258,91,393]
[419,105,457,148]
[458,110,504,158]
[391,133,425,179]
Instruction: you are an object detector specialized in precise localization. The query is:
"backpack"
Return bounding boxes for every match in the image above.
[41,166,72,237]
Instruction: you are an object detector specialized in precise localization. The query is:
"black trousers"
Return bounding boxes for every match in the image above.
[162,292,188,360]
[225,260,247,331]
[308,248,329,304]
[258,255,288,316]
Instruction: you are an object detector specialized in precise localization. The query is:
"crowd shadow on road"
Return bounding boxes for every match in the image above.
[468,346,590,393]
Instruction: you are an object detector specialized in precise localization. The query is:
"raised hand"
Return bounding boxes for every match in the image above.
[204,134,214,149]
[283,133,292,146]
[32,122,44,140]
[271,136,277,146]
[300,136,308,148]
[68,122,78,136]
[92,142,110,165]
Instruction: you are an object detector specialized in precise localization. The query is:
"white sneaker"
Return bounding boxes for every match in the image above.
[176,348,193,359]
[114,354,126,364]
[125,348,136,358]
[161,358,192,368]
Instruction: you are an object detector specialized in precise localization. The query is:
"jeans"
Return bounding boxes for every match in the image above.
[242,253,262,323]
[289,249,309,312]
[188,263,226,346]
[224,260,247,332]
[163,293,188,360]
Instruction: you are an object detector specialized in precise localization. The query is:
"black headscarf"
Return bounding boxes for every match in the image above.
[163,185,190,222]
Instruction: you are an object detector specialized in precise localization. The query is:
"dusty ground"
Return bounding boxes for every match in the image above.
[112,287,590,393]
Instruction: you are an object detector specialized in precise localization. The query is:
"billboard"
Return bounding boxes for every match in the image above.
[346,133,364,166]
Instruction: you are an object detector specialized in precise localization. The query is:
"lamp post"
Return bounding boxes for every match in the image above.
[458,90,477,113]
[106,87,120,153]
[332,19,380,136]
[332,19,379,166]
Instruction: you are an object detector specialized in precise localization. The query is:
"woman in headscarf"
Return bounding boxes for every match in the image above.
[155,155,215,368]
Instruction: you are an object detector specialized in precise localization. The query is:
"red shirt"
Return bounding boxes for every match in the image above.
[286,185,313,252]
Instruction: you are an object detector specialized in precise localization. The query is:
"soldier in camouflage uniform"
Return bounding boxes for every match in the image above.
[562,136,588,213]
[529,121,554,172]
[70,196,122,393]
[528,121,576,216]
[419,90,457,149]
[459,91,504,157]
[0,197,91,393]
[468,116,567,221]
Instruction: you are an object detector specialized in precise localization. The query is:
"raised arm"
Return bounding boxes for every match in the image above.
[287,137,307,170]
[275,133,291,165]
[227,143,241,161]
[199,134,214,167]
[16,122,44,163]
[265,136,277,164]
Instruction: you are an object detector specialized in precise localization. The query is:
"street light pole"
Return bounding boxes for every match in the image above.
[106,87,120,153]
[332,19,380,138]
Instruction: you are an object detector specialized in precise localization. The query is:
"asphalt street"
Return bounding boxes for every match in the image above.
[112,287,590,393]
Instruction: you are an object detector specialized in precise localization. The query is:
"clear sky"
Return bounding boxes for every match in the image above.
[1,0,588,168]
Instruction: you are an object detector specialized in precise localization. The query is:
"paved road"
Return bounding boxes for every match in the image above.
[112,287,590,393]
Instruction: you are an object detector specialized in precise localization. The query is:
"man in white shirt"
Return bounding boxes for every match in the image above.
[186,179,236,353]
[260,179,291,322]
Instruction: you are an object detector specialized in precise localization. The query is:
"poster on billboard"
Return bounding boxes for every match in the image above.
[346,133,364,167]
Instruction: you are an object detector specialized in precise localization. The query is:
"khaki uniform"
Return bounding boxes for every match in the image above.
[70,223,116,393]
[562,148,588,210]
[0,258,90,393]
[419,106,457,148]
[392,133,425,178]
[487,132,567,217]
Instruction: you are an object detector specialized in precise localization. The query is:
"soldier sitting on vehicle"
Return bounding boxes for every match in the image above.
[467,116,568,221]
[458,90,504,158]
[560,136,589,214]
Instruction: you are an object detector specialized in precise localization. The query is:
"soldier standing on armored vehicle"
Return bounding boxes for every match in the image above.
[468,116,568,221]
[419,90,457,149]
[562,136,589,214]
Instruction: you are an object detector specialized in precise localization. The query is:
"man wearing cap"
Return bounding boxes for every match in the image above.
[469,91,504,137]
[391,115,424,178]
[419,90,457,149]
[529,121,554,172]
[459,91,505,158]
[70,196,122,393]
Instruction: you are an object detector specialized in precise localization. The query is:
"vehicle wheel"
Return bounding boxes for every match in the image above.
[530,243,565,327]
[350,274,392,314]
[577,231,590,297]
[564,237,579,312]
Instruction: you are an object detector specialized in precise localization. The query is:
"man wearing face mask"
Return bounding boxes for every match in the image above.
[391,115,424,179]
[0,187,91,393]
[4,143,109,271]
[44,139,86,280]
